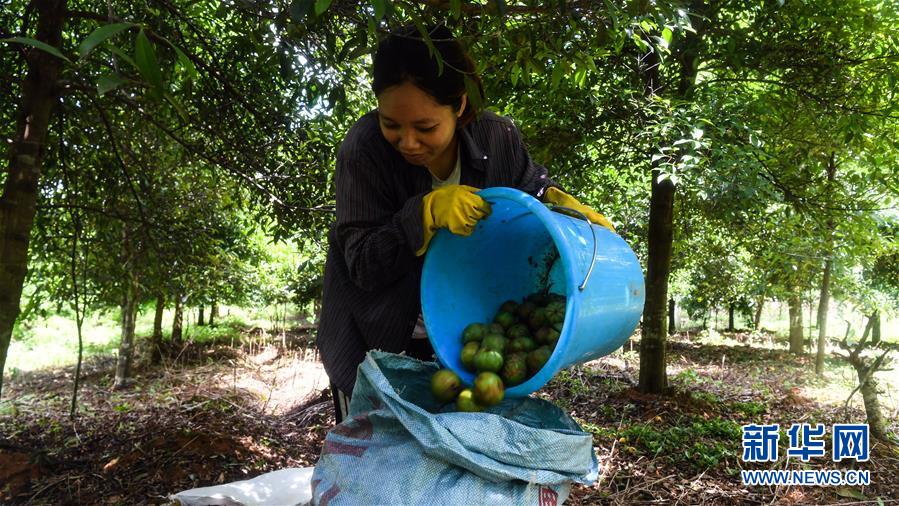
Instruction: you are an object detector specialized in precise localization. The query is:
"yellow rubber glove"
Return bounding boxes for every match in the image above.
[543,186,616,232]
[416,184,492,256]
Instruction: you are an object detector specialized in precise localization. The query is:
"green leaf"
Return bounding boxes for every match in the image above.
[372,0,386,20]
[412,18,442,74]
[661,27,673,45]
[314,0,332,16]
[108,46,138,70]
[134,30,164,97]
[289,0,315,20]
[835,488,867,500]
[463,75,482,113]
[450,0,462,19]
[173,46,197,81]
[97,73,127,95]
[164,92,189,122]
[551,62,564,88]
[2,36,71,63]
[78,23,136,58]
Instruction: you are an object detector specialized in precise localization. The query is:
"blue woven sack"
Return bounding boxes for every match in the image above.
[311,351,598,505]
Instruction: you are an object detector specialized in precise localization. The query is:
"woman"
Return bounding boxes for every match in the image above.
[316,25,612,423]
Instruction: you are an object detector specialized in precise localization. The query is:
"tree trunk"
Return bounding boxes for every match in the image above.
[753,296,764,330]
[871,310,880,345]
[668,298,676,335]
[172,292,184,346]
[151,294,165,365]
[727,304,735,332]
[815,154,836,376]
[788,286,804,354]
[209,302,218,326]
[857,366,889,440]
[114,265,140,389]
[807,297,814,352]
[198,306,205,326]
[0,0,67,399]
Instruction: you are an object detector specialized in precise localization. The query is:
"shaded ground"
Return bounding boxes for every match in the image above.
[1,329,897,505]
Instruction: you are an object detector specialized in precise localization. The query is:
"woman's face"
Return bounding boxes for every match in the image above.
[377,81,464,168]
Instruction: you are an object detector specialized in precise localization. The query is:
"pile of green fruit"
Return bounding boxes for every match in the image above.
[430,292,567,412]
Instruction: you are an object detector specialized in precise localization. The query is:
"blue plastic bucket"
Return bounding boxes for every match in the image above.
[421,187,645,397]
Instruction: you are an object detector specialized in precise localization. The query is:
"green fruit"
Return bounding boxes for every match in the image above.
[499,300,519,314]
[508,337,537,353]
[526,346,553,375]
[501,355,527,386]
[460,341,480,371]
[431,369,463,403]
[456,388,483,412]
[528,307,548,331]
[506,323,530,340]
[473,349,504,373]
[481,333,507,352]
[472,372,505,406]
[544,327,561,346]
[487,322,505,335]
[545,300,566,324]
[534,327,550,344]
[462,323,486,343]
[515,301,537,320]
[552,321,563,333]
[493,311,517,329]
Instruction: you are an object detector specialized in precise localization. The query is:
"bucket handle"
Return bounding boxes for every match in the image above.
[546,204,597,291]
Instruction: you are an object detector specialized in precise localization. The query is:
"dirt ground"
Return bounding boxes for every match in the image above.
[1,330,897,505]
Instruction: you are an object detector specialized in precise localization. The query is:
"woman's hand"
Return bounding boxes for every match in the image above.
[543,187,615,232]
[416,184,492,256]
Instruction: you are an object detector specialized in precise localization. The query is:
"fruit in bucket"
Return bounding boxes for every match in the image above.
[462,323,486,343]
[460,341,480,371]
[473,349,504,373]
[438,291,568,410]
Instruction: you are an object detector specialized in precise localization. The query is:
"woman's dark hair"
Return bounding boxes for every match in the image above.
[372,24,484,127]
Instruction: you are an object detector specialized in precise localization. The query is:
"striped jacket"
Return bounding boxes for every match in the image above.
[317,109,555,395]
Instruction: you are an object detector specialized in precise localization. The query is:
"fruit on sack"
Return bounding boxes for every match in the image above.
[494,311,517,329]
[527,346,553,375]
[501,354,527,386]
[473,349,504,373]
[460,341,480,371]
[456,389,483,412]
[462,323,486,343]
[472,372,505,406]
[431,369,463,403]
[481,333,507,353]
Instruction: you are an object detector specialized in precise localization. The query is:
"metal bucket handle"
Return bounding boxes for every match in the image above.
[546,204,597,291]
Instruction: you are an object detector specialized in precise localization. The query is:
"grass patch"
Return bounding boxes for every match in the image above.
[619,417,742,471]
